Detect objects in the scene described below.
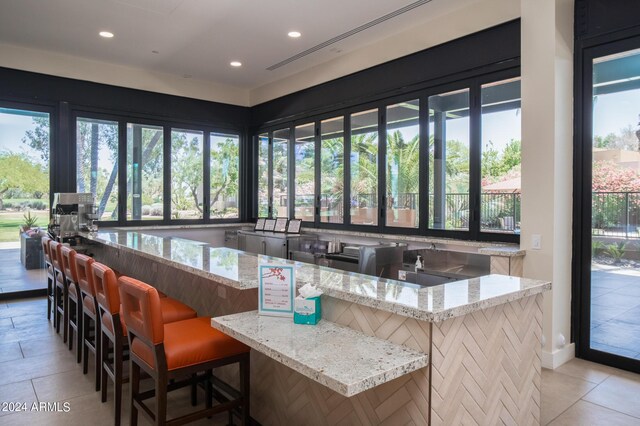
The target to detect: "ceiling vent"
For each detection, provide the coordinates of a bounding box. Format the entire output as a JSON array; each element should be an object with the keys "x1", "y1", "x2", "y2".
[{"x1": 266, "y1": 0, "x2": 433, "y2": 71}]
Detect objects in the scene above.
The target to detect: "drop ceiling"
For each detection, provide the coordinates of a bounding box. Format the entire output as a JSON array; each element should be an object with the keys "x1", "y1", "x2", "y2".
[{"x1": 0, "y1": 0, "x2": 484, "y2": 95}]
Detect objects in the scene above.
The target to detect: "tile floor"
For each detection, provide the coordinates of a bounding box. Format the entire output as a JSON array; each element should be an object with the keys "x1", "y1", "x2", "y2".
[
  {"x1": 0, "y1": 248, "x2": 46, "y2": 294},
  {"x1": 0, "y1": 297, "x2": 640, "y2": 425},
  {"x1": 0, "y1": 297, "x2": 230, "y2": 425},
  {"x1": 591, "y1": 267, "x2": 640, "y2": 359}
]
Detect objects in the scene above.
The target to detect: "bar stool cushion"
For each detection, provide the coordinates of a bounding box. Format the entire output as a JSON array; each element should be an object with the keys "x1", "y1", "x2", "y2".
[
  {"x1": 82, "y1": 296, "x2": 96, "y2": 315},
  {"x1": 102, "y1": 298, "x2": 196, "y2": 337},
  {"x1": 131, "y1": 317, "x2": 249, "y2": 371},
  {"x1": 68, "y1": 282, "x2": 78, "y2": 300}
]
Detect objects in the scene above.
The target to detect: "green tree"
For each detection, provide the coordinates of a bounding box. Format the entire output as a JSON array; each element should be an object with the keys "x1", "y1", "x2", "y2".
[
  {"x1": 21, "y1": 116, "x2": 50, "y2": 164},
  {"x1": 210, "y1": 137, "x2": 239, "y2": 217},
  {"x1": 0, "y1": 153, "x2": 48, "y2": 210},
  {"x1": 386, "y1": 130, "x2": 419, "y2": 204}
]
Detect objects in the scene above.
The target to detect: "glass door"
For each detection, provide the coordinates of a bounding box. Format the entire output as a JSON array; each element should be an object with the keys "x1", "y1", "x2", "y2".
[
  {"x1": 586, "y1": 45, "x2": 640, "y2": 367},
  {"x1": 0, "y1": 105, "x2": 51, "y2": 295}
]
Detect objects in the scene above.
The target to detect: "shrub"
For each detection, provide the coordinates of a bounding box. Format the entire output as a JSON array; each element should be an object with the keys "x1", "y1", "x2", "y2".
[
  {"x1": 150, "y1": 204, "x2": 163, "y2": 216},
  {"x1": 29, "y1": 201, "x2": 46, "y2": 210},
  {"x1": 141, "y1": 205, "x2": 151, "y2": 216}
]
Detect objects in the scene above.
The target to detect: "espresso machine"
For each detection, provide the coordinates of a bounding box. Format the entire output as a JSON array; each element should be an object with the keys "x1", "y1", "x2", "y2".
[{"x1": 50, "y1": 193, "x2": 98, "y2": 240}]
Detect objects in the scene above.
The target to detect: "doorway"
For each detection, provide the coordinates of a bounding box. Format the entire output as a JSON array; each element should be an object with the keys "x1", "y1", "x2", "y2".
[
  {"x1": 0, "y1": 105, "x2": 51, "y2": 297},
  {"x1": 577, "y1": 39, "x2": 640, "y2": 372}
]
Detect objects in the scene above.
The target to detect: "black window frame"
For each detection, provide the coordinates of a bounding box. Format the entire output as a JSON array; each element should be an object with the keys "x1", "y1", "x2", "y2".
[
  {"x1": 253, "y1": 68, "x2": 521, "y2": 243},
  {"x1": 70, "y1": 108, "x2": 244, "y2": 228}
]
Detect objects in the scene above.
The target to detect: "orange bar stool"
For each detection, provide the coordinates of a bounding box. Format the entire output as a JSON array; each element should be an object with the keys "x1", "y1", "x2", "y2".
[
  {"x1": 119, "y1": 276, "x2": 251, "y2": 426},
  {"x1": 75, "y1": 253, "x2": 101, "y2": 391},
  {"x1": 60, "y1": 245, "x2": 82, "y2": 362},
  {"x1": 49, "y1": 240, "x2": 68, "y2": 341},
  {"x1": 41, "y1": 236, "x2": 55, "y2": 324},
  {"x1": 91, "y1": 262, "x2": 197, "y2": 426}
]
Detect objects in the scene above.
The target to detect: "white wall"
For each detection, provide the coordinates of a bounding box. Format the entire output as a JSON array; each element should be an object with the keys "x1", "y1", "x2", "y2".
[
  {"x1": 0, "y1": 42, "x2": 251, "y2": 106},
  {"x1": 520, "y1": 0, "x2": 574, "y2": 368},
  {"x1": 250, "y1": 0, "x2": 520, "y2": 105}
]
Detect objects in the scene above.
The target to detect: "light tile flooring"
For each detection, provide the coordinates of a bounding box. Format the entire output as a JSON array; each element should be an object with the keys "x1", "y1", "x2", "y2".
[
  {"x1": 0, "y1": 297, "x2": 230, "y2": 425},
  {"x1": 1, "y1": 297, "x2": 640, "y2": 425},
  {"x1": 0, "y1": 248, "x2": 46, "y2": 294},
  {"x1": 591, "y1": 267, "x2": 640, "y2": 359}
]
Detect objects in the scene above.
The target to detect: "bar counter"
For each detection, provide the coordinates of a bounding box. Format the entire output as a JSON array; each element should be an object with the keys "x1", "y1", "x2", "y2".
[{"x1": 84, "y1": 230, "x2": 551, "y2": 425}]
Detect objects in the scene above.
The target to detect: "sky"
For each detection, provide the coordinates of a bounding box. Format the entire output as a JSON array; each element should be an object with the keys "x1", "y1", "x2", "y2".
[{"x1": 0, "y1": 89, "x2": 637, "y2": 169}]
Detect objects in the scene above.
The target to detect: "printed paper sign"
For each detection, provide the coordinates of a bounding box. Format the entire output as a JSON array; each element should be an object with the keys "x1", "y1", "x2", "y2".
[{"x1": 259, "y1": 265, "x2": 295, "y2": 317}]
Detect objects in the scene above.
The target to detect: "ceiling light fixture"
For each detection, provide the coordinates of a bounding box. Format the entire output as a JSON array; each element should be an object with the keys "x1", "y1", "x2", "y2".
[
  {"x1": 99, "y1": 31, "x2": 114, "y2": 38},
  {"x1": 288, "y1": 31, "x2": 301, "y2": 38},
  {"x1": 230, "y1": 61, "x2": 242, "y2": 67}
]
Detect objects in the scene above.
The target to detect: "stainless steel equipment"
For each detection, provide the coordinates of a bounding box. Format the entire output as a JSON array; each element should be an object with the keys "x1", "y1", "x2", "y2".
[
  {"x1": 51, "y1": 193, "x2": 96, "y2": 238},
  {"x1": 237, "y1": 230, "x2": 316, "y2": 259},
  {"x1": 358, "y1": 243, "x2": 407, "y2": 278}
]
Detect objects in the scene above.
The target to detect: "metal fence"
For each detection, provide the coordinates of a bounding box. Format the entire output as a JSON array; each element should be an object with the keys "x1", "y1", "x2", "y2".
[
  {"x1": 592, "y1": 192, "x2": 640, "y2": 239},
  {"x1": 283, "y1": 192, "x2": 522, "y2": 232}
]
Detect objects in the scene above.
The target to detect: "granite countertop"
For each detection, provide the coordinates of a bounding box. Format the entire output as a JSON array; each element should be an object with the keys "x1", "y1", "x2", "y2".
[
  {"x1": 211, "y1": 311, "x2": 429, "y2": 397},
  {"x1": 304, "y1": 228, "x2": 523, "y2": 255},
  {"x1": 84, "y1": 230, "x2": 551, "y2": 322}
]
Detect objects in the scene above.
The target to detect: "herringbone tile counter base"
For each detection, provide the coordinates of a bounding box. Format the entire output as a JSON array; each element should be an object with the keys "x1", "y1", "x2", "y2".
[
  {"x1": 431, "y1": 293, "x2": 543, "y2": 426},
  {"x1": 252, "y1": 298, "x2": 431, "y2": 425},
  {"x1": 90, "y1": 242, "x2": 543, "y2": 425}
]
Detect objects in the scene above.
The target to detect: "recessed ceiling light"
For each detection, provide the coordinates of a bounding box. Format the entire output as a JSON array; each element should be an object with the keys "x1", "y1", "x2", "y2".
[
  {"x1": 230, "y1": 61, "x2": 242, "y2": 67},
  {"x1": 99, "y1": 31, "x2": 114, "y2": 38},
  {"x1": 288, "y1": 31, "x2": 301, "y2": 38}
]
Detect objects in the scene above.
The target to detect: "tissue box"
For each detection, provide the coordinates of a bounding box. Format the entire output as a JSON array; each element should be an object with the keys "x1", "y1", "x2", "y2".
[{"x1": 293, "y1": 296, "x2": 321, "y2": 325}]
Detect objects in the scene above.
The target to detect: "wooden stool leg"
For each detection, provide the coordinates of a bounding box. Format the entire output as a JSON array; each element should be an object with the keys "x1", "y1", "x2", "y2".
[
  {"x1": 62, "y1": 287, "x2": 69, "y2": 344},
  {"x1": 75, "y1": 302, "x2": 83, "y2": 363},
  {"x1": 114, "y1": 339, "x2": 123, "y2": 426},
  {"x1": 156, "y1": 372, "x2": 168, "y2": 426},
  {"x1": 241, "y1": 355, "x2": 250, "y2": 426},
  {"x1": 67, "y1": 298, "x2": 74, "y2": 351},
  {"x1": 101, "y1": 332, "x2": 108, "y2": 403},
  {"x1": 190, "y1": 374, "x2": 197, "y2": 406},
  {"x1": 47, "y1": 278, "x2": 52, "y2": 321},
  {"x1": 95, "y1": 322, "x2": 101, "y2": 392},
  {"x1": 130, "y1": 360, "x2": 140, "y2": 426},
  {"x1": 82, "y1": 313, "x2": 90, "y2": 375}
]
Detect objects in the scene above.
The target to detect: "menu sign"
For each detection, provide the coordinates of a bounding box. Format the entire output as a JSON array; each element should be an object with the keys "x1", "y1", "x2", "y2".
[{"x1": 258, "y1": 265, "x2": 295, "y2": 317}]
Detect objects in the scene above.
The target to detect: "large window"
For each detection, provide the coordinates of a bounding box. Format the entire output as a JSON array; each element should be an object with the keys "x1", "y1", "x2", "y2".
[
  {"x1": 257, "y1": 133, "x2": 269, "y2": 217},
  {"x1": 321, "y1": 117, "x2": 344, "y2": 224},
  {"x1": 386, "y1": 100, "x2": 420, "y2": 228},
  {"x1": 350, "y1": 109, "x2": 379, "y2": 226},
  {"x1": 254, "y1": 75, "x2": 520, "y2": 241},
  {"x1": 76, "y1": 118, "x2": 118, "y2": 221},
  {"x1": 210, "y1": 132, "x2": 239, "y2": 219},
  {"x1": 294, "y1": 123, "x2": 315, "y2": 221},
  {"x1": 428, "y1": 89, "x2": 470, "y2": 230},
  {"x1": 171, "y1": 129, "x2": 203, "y2": 220},
  {"x1": 127, "y1": 123, "x2": 163, "y2": 221},
  {"x1": 481, "y1": 78, "x2": 521, "y2": 234},
  {"x1": 0, "y1": 107, "x2": 50, "y2": 244},
  {"x1": 273, "y1": 128, "x2": 290, "y2": 218}
]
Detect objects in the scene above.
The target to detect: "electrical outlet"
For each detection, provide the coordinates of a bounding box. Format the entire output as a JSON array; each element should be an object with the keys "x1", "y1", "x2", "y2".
[
  {"x1": 398, "y1": 270, "x2": 407, "y2": 281},
  {"x1": 532, "y1": 234, "x2": 542, "y2": 250}
]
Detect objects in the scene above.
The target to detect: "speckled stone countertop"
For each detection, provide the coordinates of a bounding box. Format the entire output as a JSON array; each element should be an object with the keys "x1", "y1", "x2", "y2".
[
  {"x1": 84, "y1": 230, "x2": 550, "y2": 322},
  {"x1": 211, "y1": 311, "x2": 429, "y2": 396},
  {"x1": 304, "y1": 228, "x2": 523, "y2": 255}
]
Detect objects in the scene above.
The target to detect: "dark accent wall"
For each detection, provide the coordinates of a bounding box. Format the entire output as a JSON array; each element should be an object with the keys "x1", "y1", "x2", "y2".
[
  {"x1": 575, "y1": 0, "x2": 640, "y2": 40},
  {"x1": 0, "y1": 67, "x2": 249, "y2": 128},
  {"x1": 250, "y1": 20, "x2": 520, "y2": 128}
]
